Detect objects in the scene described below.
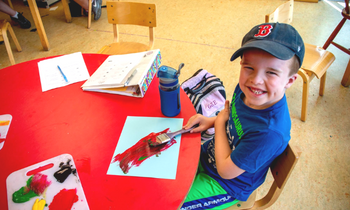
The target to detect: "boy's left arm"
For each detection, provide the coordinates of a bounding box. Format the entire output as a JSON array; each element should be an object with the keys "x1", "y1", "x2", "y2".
[{"x1": 214, "y1": 100, "x2": 245, "y2": 179}]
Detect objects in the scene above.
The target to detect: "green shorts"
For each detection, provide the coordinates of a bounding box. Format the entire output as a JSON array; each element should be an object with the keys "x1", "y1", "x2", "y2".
[{"x1": 180, "y1": 162, "x2": 239, "y2": 210}]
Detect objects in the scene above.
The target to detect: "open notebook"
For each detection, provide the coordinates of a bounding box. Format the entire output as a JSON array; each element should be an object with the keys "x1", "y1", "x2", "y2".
[{"x1": 81, "y1": 49, "x2": 161, "y2": 97}]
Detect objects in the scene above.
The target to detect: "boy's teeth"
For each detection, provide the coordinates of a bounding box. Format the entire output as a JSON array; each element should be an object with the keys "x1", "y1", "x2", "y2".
[{"x1": 252, "y1": 89, "x2": 262, "y2": 94}]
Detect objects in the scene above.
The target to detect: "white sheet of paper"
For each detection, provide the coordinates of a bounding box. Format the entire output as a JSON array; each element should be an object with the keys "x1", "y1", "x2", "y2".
[{"x1": 38, "y1": 52, "x2": 90, "y2": 92}]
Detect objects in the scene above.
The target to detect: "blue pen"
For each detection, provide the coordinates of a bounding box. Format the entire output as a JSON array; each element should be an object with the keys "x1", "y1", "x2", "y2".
[{"x1": 57, "y1": 65, "x2": 68, "y2": 82}]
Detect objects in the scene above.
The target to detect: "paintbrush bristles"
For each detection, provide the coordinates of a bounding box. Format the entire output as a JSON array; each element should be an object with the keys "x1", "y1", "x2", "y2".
[{"x1": 156, "y1": 133, "x2": 171, "y2": 144}]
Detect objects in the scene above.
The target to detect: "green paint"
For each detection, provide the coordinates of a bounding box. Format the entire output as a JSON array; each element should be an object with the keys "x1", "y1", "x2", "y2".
[
  {"x1": 12, "y1": 175, "x2": 39, "y2": 203},
  {"x1": 12, "y1": 187, "x2": 38, "y2": 203},
  {"x1": 138, "y1": 156, "x2": 148, "y2": 161}
]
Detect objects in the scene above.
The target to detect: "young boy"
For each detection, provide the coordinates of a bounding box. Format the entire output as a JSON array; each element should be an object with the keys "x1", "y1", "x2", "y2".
[{"x1": 181, "y1": 23, "x2": 305, "y2": 210}]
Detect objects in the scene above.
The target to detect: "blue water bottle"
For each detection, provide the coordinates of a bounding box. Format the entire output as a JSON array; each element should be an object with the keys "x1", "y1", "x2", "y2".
[{"x1": 157, "y1": 63, "x2": 184, "y2": 117}]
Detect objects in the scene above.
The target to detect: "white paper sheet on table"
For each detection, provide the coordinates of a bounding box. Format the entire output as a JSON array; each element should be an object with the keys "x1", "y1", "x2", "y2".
[{"x1": 38, "y1": 52, "x2": 90, "y2": 92}]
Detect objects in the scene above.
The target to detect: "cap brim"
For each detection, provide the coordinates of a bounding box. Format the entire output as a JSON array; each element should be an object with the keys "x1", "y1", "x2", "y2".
[{"x1": 230, "y1": 40, "x2": 296, "y2": 62}]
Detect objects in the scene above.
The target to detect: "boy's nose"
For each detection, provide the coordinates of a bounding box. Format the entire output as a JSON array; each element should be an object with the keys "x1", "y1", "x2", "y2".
[{"x1": 250, "y1": 73, "x2": 263, "y2": 85}]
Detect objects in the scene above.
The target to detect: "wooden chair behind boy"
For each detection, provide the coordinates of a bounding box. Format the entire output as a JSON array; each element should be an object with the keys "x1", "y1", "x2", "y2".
[
  {"x1": 266, "y1": 0, "x2": 335, "y2": 122},
  {"x1": 98, "y1": 1, "x2": 156, "y2": 55}
]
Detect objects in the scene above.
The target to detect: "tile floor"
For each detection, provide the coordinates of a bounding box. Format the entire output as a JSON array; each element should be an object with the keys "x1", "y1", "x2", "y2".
[{"x1": 1, "y1": 0, "x2": 349, "y2": 209}]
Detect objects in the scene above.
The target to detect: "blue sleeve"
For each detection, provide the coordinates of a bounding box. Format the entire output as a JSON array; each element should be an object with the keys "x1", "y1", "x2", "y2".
[{"x1": 230, "y1": 131, "x2": 284, "y2": 173}]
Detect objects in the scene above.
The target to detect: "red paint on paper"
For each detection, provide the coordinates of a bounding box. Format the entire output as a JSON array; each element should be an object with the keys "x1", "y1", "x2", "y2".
[
  {"x1": 49, "y1": 188, "x2": 79, "y2": 210},
  {"x1": 112, "y1": 128, "x2": 176, "y2": 174}
]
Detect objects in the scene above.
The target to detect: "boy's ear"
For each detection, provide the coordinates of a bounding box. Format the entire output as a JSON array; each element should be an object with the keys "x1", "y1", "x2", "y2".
[{"x1": 285, "y1": 74, "x2": 298, "y2": 89}]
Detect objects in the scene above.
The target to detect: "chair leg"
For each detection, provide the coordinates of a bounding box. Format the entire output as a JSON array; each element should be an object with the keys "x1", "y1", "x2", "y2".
[
  {"x1": 341, "y1": 59, "x2": 350, "y2": 87},
  {"x1": 2, "y1": 27, "x2": 16, "y2": 65},
  {"x1": 61, "y1": 0, "x2": 72, "y2": 23},
  {"x1": 2, "y1": 21, "x2": 21, "y2": 65},
  {"x1": 87, "y1": 0, "x2": 92, "y2": 29},
  {"x1": 298, "y1": 71, "x2": 310, "y2": 122},
  {"x1": 7, "y1": 23, "x2": 22, "y2": 52},
  {"x1": 323, "y1": 18, "x2": 346, "y2": 50},
  {"x1": 301, "y1": 80, "x2": 309, "y2": 122},
  {"x1": 319, "y1": 72, "x2": 326, "y2": 96}
]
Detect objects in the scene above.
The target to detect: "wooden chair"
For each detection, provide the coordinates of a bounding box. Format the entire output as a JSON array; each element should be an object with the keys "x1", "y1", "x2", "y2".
[
  {"x1": 266, "y1": 0, "x2": 335, "y2": 122},
  {"x1": 0, "y1": 19, "x2": 22, "y2": 65},
  {"x1": 98, "y1": 1, "x2": 156, "y2": 55},
  {"x1": 225, "y1": 144, "x2": 301, "y2": 210},
  {"x1": 322, "y1": 0, "x2": 350, "y2": 87}
]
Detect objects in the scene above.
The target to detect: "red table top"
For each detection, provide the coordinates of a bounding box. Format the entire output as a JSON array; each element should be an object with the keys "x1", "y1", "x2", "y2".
[{"x1": 0, "y1": 54, "x2": 201, "y2": 210}]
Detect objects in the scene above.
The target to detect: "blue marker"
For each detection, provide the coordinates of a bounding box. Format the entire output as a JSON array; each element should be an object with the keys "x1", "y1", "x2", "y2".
[{"x1": 57, "y1": 65, "x2": 68, "y2": 82}]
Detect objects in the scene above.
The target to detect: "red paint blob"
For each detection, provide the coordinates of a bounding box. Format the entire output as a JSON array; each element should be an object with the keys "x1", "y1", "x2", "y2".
[
  {"x1": 49, "y1": 188, "x2": 79, "y2": 210},
  {"x1": 113, "y1": 128, "x2": 177, "y2": 174}
]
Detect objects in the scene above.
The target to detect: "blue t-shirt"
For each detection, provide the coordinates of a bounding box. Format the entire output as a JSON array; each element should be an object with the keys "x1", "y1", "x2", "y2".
[{"x1": 201, "y1": 84, "x2": 291, "y2": 201}]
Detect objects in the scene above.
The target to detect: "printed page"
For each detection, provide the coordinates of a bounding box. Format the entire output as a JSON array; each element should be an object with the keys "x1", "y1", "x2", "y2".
[
  {"x1": 38, "y1": 52, "x2": 90, "y2": 92},
  {"x1": 82, "y1": 52, "x2": 144, "y2": 89}
]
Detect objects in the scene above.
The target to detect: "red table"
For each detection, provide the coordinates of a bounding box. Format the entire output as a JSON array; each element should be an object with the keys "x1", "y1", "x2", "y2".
[{"x1": 0, "y1": 54, "x2": 201, "y2": 209}]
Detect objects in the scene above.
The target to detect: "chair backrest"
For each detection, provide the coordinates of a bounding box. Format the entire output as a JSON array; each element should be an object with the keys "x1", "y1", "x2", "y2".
[
  {"x1": 265, "y1": 0, "x2": 293, "y2": 24},
  {"x1": 227, "y1": 144, "x2": 301, "y2": 210},
  {"x1": 106, "y1": 2, "x2": 156, "y2": 27},
  {"x1": 106, "y1": 1, "x2": 156, "y2": 48},
  {"x1": 252, "y1": 144, "x2": 301, "y2": 209}
]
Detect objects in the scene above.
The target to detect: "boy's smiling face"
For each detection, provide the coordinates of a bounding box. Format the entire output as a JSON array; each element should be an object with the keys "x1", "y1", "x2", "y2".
[{"x1": 239, "y1": 48, "x2": 297, "y2": 110}]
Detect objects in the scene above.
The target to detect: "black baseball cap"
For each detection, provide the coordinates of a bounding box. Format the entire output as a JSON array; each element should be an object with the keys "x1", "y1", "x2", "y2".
[{"x1": 230, "y1": 23, "x2": 305, "y2": 68}]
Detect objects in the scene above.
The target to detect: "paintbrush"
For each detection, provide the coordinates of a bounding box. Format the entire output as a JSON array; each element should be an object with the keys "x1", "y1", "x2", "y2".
[{"x1": 152, "y1": 125, "x2": 198, "y2": 146}]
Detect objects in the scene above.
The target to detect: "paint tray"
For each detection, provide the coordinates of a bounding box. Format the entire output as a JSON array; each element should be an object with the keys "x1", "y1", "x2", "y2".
[{"x1": 6, "y1": 154, "x2": 89, "y2": 210}]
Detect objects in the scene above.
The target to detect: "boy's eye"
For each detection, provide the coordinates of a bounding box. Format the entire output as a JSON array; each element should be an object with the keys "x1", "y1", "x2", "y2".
[{"x1": 267, "y1": 71, "x2": 277, "y2": 75}]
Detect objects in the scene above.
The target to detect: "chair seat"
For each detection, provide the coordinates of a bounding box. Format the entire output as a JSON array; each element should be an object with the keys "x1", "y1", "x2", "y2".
[
  {"x1": 301, "y1": 43, "x2": 335, "y2": 79},
  {"x1": 98, "y1": 42, "x2": 152, "y2": 55}
]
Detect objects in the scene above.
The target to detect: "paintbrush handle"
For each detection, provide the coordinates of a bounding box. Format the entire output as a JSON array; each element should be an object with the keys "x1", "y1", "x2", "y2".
[{"x1": 167, "y1": 124, "x2": 198, "y2": 139}]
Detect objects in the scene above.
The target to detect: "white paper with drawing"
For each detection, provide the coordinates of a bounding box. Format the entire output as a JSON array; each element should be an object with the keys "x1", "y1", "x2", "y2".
[{"x1": 38, "y1": 52, "x2": 90, "y2": 92}]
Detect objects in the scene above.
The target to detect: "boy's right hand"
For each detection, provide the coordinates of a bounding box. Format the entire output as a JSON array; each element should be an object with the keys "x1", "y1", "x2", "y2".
[{"x1": 183, "y1": 114, "x2": 216, "y2": 133}]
